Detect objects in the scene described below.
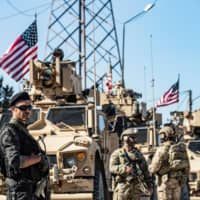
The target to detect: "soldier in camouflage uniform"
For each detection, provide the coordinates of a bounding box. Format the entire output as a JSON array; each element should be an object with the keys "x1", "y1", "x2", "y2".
[
  {"x1": 149, "y1": 126, "x2": 190, "y2": 200},
  {"x1": 0, "y1": 92, "x2": 50, "y2": 200},
  {"x1": 109, "y1": 128, "x2": 153, "y2": 200}
]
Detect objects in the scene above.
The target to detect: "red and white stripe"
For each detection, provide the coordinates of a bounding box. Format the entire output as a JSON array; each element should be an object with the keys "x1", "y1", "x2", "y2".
[
  {"x1": 0, "y1": 36, "x2": 37, "y2": 82},
  {"x1": 106, "y1": 72, "x2": 112, "y2": 94},
  {"x1": 156, "y1": 80, "x2": 179, "y2": 107}
]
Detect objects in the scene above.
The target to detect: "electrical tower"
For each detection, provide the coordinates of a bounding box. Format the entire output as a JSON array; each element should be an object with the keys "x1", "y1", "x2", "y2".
[{"x1": 44, "y1": 0, "x2": 122, "y2": 90}]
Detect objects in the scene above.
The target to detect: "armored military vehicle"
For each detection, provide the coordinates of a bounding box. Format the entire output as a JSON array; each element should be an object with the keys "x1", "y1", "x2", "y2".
[
  {"x1": 100, "y1": 82, "x2": 162, "y2": 160},
  {"x1": 182, "y1": 110, "x2": 200, "y2": 198},
  {"x1": 170, "y1": 110, "x2": 200, "y2": 198},
  {"x1": 0, "y1": 50, "x2": 123, "y2": 200},
  {"x1": 28, "y1": 51, "x2": 123, "y2": 200}
]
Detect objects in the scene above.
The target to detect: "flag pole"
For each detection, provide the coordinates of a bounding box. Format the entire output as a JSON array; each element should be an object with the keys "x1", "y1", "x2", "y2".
[{"x1": 150, "y1": 34, "x2": 156, "y2": 146}]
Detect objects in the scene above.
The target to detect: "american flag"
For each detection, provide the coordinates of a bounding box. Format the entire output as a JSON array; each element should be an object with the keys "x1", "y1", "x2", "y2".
[
  {"x1": 0, "y1": 20, "x2": 38, "y2": 82},
  {"x1": 156, "y1": 79, "x2": 179, "y2": 107},
  {"x1": 105, "y1": 63, "x2": 112, "y2": 95}
]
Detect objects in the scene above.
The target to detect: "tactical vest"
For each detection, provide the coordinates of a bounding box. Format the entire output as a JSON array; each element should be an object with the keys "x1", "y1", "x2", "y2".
[
  {"x1": 169, "y1": 142, "x2": 189, "y2": 171},
  {"x1": 113, "y1": 148, "x2": 143, "y2": 184},
  {"x1": 158, "y1": 142, "x2": 189, "y2": 176}
]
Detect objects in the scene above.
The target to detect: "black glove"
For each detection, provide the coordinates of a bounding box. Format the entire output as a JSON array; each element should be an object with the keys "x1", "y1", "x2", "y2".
[{"x1": 39, "y1": 153, "x2": 49, "y2": 176}]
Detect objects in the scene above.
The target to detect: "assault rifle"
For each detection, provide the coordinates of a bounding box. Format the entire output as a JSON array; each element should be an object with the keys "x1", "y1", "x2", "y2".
[{"x1": 124, "y1": 151, "x2": 150, "y2": 194}]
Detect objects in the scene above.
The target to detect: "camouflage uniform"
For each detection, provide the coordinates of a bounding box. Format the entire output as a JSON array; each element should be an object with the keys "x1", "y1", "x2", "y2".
[
  {"x1": 149, "y1": 126, "x2": 190, "y2": 200},
  {"x1": 110, "y1": 128, "x2": 153, "y2": 200}
]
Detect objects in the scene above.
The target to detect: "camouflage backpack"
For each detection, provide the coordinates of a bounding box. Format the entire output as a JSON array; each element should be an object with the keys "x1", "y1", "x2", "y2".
[{"x1": 168, "y1": 142, "x2": 189, "y2": 171}]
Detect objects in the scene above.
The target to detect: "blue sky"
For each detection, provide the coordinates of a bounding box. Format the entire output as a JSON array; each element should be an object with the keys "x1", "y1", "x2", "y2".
[{"x1": 0, "y1": 0, "x2": 200, "y2": 123}]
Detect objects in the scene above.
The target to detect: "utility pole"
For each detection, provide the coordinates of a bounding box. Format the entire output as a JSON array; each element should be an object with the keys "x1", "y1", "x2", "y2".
[
  {"x1": 45, "y1": 0, "x2": 122, "y2": 90},
  {"x1": 80, "y1": 0, "x2": 86, "y2": 88},
  {"x1": 121, "y1": 3, "x2": 155, "y2": 87}
]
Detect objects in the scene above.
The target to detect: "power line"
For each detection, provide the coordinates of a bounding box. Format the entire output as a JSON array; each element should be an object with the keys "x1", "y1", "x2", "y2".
[
  {"x1": 6, "y1": 0, "x2": 33, "y2": 16},
  {"x1": 0, "y1": 1, "x2": 51, "y2": 20}
]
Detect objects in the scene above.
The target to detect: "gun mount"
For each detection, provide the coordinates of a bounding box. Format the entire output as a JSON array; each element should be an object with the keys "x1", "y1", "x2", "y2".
[
  {"x1": 101, "y1": 82, "x2": 162, "y2": 127},
  {"x1": 25, "y1": 53, "x2": 82, "y2": 107}
]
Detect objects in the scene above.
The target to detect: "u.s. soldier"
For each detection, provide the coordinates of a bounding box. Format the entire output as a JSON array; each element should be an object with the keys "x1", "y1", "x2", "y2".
[
  {"x1": 0, "y1": 92, "x2": 50, "y2": 200},
  {"x1": 149, "y1": 126, "x2": 190, "y2": 200},
  {"x1": 109, "y1": 128, "x2": 153, "y2": 200}
]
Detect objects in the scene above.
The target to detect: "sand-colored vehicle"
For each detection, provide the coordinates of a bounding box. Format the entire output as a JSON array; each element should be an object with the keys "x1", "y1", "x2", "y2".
[
  {"x1": 100, "y1": 83, "x2": 162, "y2": 157},
  {"x1": 186, "y1": 139, "x2": 200, "y2": 197},
  {"x1": 183, "y1": 110, "x2": 200, "y2": 198},
  {"x1": 170, "y1": 110, "x2": 200, "y2": 198},
  {"x1": 27, "y1": 53, "x2": 122, "y2": 200},
  {"x1": 0, "y1": 51, "x2": 120, "y2": 199}
]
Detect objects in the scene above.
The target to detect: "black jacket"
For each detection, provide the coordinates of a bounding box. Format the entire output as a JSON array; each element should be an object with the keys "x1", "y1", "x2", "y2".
[{"x1": 0, "y1": 119, "x2": 42, "y2": 182}]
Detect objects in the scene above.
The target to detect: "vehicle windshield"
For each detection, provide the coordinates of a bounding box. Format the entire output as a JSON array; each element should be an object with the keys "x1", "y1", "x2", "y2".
[
  {"x1": 136, "y1": 129, "x2": 148, "y2": 144},
  {"x1": 47, "y1": 106, "x2": 86, "y2": 127},
  {"x1": 188, "y1": 141, "x2": 200, "y2": 153},
  {"x1": 136, "y1": 128, "x2": 159, "y2": 145},
  {"x1": 28, "y1": 108, "x2": 40, "y2": 124},
  {"x1": 0, "y1": 109, "x2": 40, "y2": 128}
]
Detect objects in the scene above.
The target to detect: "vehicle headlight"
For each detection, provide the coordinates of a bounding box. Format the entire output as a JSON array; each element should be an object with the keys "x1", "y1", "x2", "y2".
[
  {"x1": 64, "y1": 157, "x2": 75, "y2": 168},
  {"x1": 76, "y1": 152, "x2": 86, "y2": 162},
  {"x1": 83, "y1": 166, "x2": 91, "y2": 174}
]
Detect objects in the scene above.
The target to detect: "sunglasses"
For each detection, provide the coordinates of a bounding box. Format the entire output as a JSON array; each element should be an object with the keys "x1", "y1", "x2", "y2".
[{"x1": 15, "y1": 105, "x2": 32, "y2": 111}]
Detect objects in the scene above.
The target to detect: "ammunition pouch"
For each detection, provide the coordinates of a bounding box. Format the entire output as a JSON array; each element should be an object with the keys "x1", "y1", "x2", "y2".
[
  {"x1": 115, "y1": 175, "x2": 126, "y2": 183},
  {"x1": 111, "y1": 175, "x2": 127, "y2": 191},
  {"x1": 126, "y1": 174, "x2": 138, "y2": 183},
  {"x1": 158, "y1": 170, "x2": 185, "y2": 185}
]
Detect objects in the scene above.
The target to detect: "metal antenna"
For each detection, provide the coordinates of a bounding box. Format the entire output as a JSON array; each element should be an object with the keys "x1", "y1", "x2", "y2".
[
  {"x1": 150, "y1": 34, "x2": 156, "y2": 146},
  {"x1": 143, "y1": 65, "x2": 147, "y2": 103},
  {"x1": 44, "y1": 0, "x2": 122, "y2": 90}
]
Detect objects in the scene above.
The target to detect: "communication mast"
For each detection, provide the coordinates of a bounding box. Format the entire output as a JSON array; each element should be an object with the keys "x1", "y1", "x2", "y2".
[{"x1": 44, "y1": 0, "x2": 122, "y2": 90}]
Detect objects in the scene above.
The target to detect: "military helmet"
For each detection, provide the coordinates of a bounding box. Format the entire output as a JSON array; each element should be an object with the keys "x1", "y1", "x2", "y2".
[
  {"x1": 116, "y1": 81, "x2": 122, "y2": 86},
  {"x1": 121, "y1": 128, "x2": 138, "y2": 140},
  {"x1": 159, "y1": 126, "x2": 175, "y2": 138},
  {"x1": 52, "y1": 48, "x2": 64, "y2": 61}
]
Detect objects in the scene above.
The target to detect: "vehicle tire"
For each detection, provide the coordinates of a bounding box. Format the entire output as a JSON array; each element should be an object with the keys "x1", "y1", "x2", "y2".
[{"x1": 93, "y1": 158, "x2": 109, "y2": 200}]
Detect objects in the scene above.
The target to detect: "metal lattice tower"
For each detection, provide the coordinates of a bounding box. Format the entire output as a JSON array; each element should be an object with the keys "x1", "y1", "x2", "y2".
[{"x1": 44, "y1": 0, "x2": 122, "y2": 90}]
